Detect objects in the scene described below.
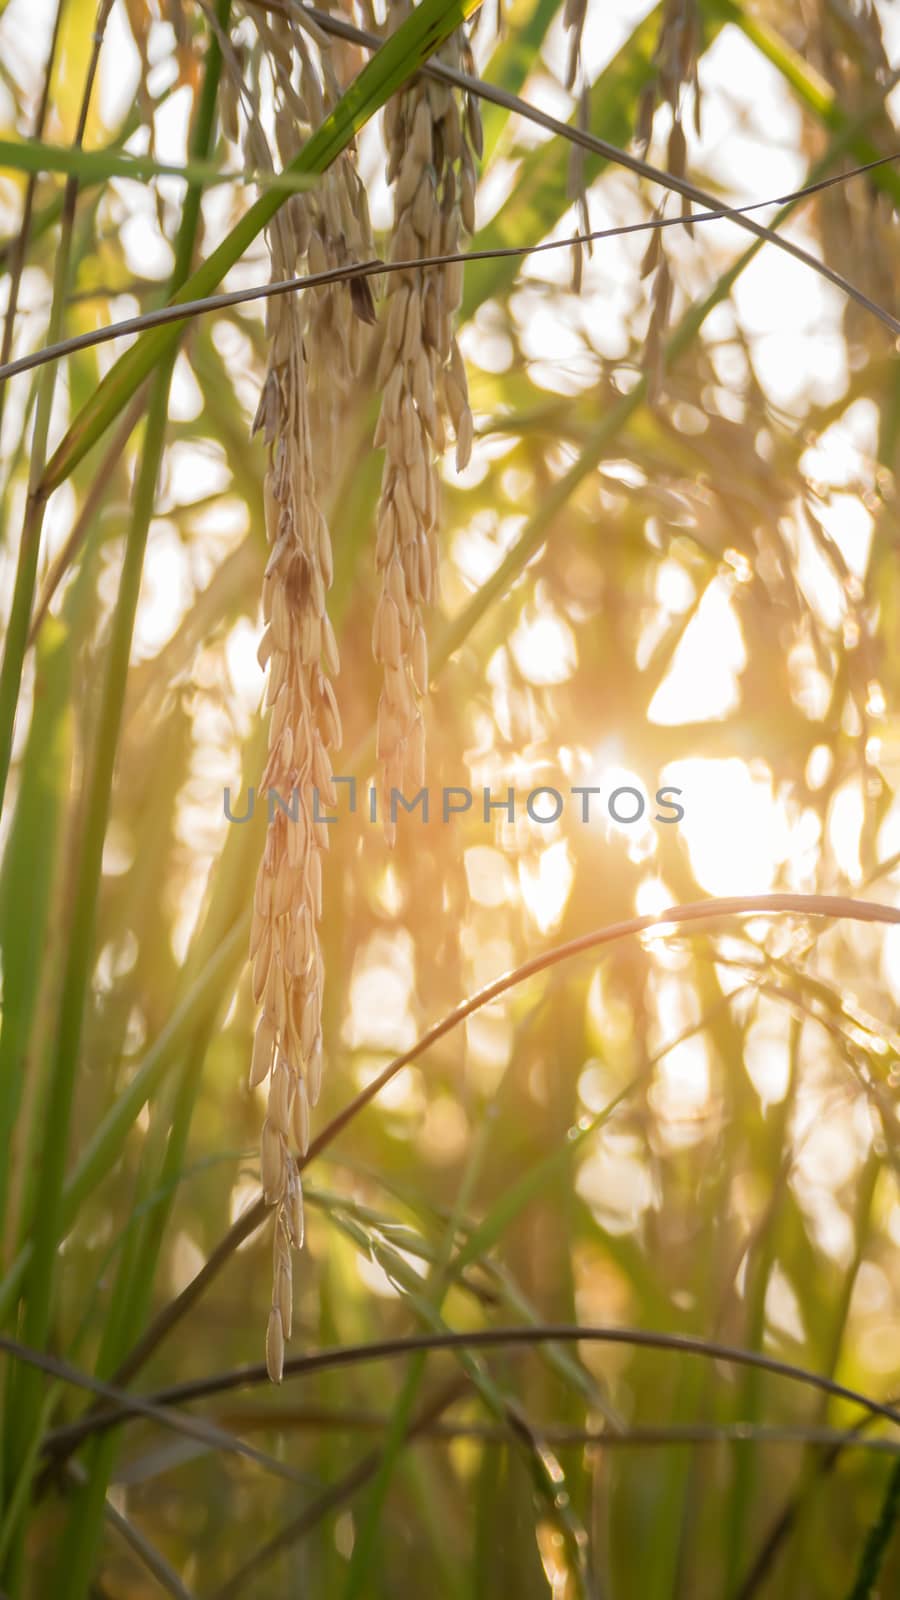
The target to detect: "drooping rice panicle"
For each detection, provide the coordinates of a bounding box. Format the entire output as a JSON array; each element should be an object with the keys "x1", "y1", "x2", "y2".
[
  {"x1": 241, "y1": 3, "x2": 373, "y2": 1382},
  {"x1": 372, "y1": 6, "x2": 479, "y2": 842}
]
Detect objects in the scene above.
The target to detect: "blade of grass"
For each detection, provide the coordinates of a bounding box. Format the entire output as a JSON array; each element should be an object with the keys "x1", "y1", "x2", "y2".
[{"x1": 0, "y1": 136, "x2": 322, "y2": 191}]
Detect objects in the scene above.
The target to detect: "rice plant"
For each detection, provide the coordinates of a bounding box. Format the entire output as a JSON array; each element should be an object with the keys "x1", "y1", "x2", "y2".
[{"x1": 0, "y1": 0, "x2": 898, "y2": 1595}]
